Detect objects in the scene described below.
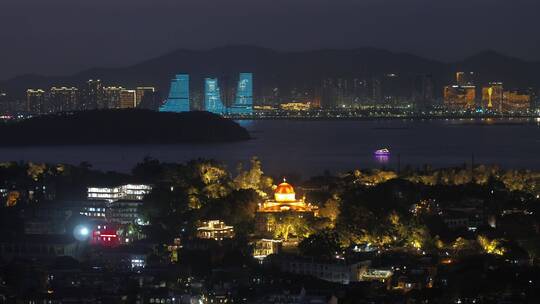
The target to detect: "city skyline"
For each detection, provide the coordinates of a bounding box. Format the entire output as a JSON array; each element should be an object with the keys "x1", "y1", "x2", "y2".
[
  {"x1": 2, "y1": 1, "x2": 540, "y2": 303},
  {"x1": 2, "y1": 45, "x2": 540, "y2": 112},
  {"x1": 11, "y1": 68, "x2": 539, "y2": 117}
]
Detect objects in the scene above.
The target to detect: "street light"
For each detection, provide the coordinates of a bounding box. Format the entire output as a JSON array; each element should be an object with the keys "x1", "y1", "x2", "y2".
[{"x1": 73, "y1": 224, "x2": 91, "y2": 241}]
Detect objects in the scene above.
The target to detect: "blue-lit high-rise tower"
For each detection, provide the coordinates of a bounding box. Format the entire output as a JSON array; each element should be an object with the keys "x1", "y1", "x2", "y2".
[
  {"x1": 159, "y1": 74, "x2": 190, "y2": 112},
  {"x1": 229, "y1": 73, "x2": 253, "y2": 115},
  {"x1": 204, "y1": 78, "x2": 226, "y2": 115}
]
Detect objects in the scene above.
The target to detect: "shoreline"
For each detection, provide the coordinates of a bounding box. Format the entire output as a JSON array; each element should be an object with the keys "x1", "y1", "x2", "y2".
[{"x1": 227, "y1": 114, "x2": 540, "y2": 121}]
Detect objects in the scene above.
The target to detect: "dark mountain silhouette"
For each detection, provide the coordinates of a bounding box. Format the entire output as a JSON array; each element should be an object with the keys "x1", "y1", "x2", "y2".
[
  {"x1": 0, "y1": 110, "x2": 250, "y2": 146},
  {"x1": 1, "y1": 46, "x2": 539, "y2": 97},
  {"x1": 453, "y1": 51, "x2": 536, "y2": 89}
]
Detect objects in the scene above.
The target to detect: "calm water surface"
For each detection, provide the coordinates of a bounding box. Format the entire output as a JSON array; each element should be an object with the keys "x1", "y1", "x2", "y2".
[{"x1": 2, "y1": 118, "x2": 540, "y2": 176}]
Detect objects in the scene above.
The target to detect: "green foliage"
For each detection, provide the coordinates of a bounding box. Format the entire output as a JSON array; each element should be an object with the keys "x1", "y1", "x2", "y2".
[
  {"x1": 202, "y1": 189, "x2": 262, "y2": 236},
  {"x1": 234, "y1": 157, "x2": 273, "y2": 194},
  {"x1": 271, "y1": 214, "x2": 313, "y2": 241},
  {"x1": 402, "y1": 165, "x2": 540, "y2": 194},
  {"x1": 451, "y1": 237, "x2": 480, "y2": 256},
  {"x1": 138, "y1": 158, "x2": 274, "y2": 237},
  {"x1": 318, "y1": 195, "x2": 341, "y2": 224},
  {"x1": 26, "y1": 162, "x2": 47, "y2": 181},
  {"x1": 299, "y1": 229, "x2": 342, "y2": 258},
  {"x1": 477, "y1": 235, "x2": 506, "y2": 256},
  {"x1": 335, "y1": 179, "x2": 432, "y2": 249},
  {"x1": 353, "y1": 169, "x2": 397, "y2": 186}
]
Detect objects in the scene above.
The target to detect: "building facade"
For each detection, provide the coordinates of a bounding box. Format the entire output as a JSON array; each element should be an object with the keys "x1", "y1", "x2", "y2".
[
  {"x1": 106, "y1": 200, "x2": 144, "y2": 224},
  {"x1": 103, "y1": 86, "x2": 123, "y2": 109},
  {"x1": 229, "y1": 73, "x2": 254, "y2": 115},
  {"x1": 256, "y1": 180, "x2": 318, "y2": 235},
  {"x1": 87, "y1": 184, "x2": 152, "y2": 202},
  {"x1": 159, "y1": 74, "x2": 190, "y2": 113},
  {"x1": 26, "y1": 89, "x2": 46, "y2": 114},
  {"x1": 444, "y1": 85, "x2": 476, "y2": 110},
  {"x1": 253, "y1": 239, "x2": 282, "y2": 260},
  {"x1": 84, "y1": 79, "x2": 103, "y2": 110},
  {"x1": 135, "y1": 86, "x2": 158, "y2": 109},
  {"x1": 196, "y1": 220, "x2": 234, "y2": 240},
  {"x1": 204, "y1": 78, "x2": 226, "y2": 114},
  {"x1": 482, "y1": 82, "x2": 503, "y2": 111},
  {"x1": 119, "y1": 89, "x2": 137, "y2": 109},
  {"x1": 503, "y1": 91, "x2": 531, "y2": 111},
  {"x1": 49, "y1": 87, "x2": 79, "y2": 112}
]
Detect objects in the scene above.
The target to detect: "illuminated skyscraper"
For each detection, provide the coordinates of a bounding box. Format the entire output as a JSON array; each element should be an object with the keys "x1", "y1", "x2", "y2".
[
  {"x1": 503, "y1": 90, "x2": 531, "y2": 111},
  {"x1": 49, "y1": 87, "x2": 79, "y2": 112},
  {"x1": 482, "y1": 82, "x2": 503, "y2": 111},
  {"x1": 204, "y1": 78, "x2": 226, "y2": 114},
  {"x1": 219, "y1": 75, "x2": 235, "y2": 108},
  {"x1": 372, "y1": 77, "x2": 382, "y2": 103},
  {"x1": 159, "y1": 74, "x2": 190, "y2": 113},
  {"x1": 135, "y1": 87, "x2": 155, "y2": 107},
  {"x1": 136, "y1": 87, "x2": 160, "y2": 110},
  {"x1": 0, "y1": 92, "x2": 7, "y2": 114},
  {"x1": 84, "y1": 79, "x2": 103, "y2": 110},
  {"x1": 229, "y1": 73, "x2": 253, "y2": 115},
  {"x1": 413, "y1": 74, "x2": 434, "y2": 110},
  {"x1": 321, "y1": 78, "x2": 337, "y2": 109},
  {"x1": 444, "y1": 71, "x2": 477, "y2": 110},
  {"x1": 103, "y1": 86, "x2": 123, "y2": 109},
  {"x1": 456, "y1": 72, "x2": 465, "y2": 86},
  {"x1": 26, "y1": 89, "x2": 46, "y2": 114},
  {"x1": 119, "y1": 89, "x2": 137, "y2": 109},
  {"x1": 443, "y1": 85, "x2": 476, "y2": 110}
]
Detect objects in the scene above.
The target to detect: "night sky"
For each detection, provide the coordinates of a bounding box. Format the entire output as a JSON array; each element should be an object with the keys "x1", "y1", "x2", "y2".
[{"x1": 1, "y1": 0, "x2": 539, "y2": 80}]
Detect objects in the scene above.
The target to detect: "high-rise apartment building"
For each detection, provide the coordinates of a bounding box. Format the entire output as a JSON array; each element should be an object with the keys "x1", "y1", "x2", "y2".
[
  {"x1": 229, "y1": 73, "x2": 254, "y2": 114},
  {"x1": 372, "y1": 77, "x2": 382, "y2": 103},
  {"x1": 119, "y1": 89, "x2": 137, "y2": 109},
  {"x1": 335, "y1": 78, "x2": 351, "y2": 107},
  {"x1": 503, "y1": 91, "x2": 530, "y2": 111},
  {"x1": 159, "y1": 74, "x2": 190, "y2": 113},
  {"x1": 444, "y1": 85, "x2": 476, "y2": 109},
  {"x1": 136, "y1": 87, "x2": 160, "y2": 110},
  {"x1": 26, "y1": 89, "x2": 46, "y2": 114},
  {"x1": 0, "y1": 93, "x2": 7, "y2": 114},
  {"x1": 481, "y1": 82, "x2": 503, "y2": 111},
  {"x1": 218, "y1": 75, "x2": 235, "y2": 108},
  {"x1": 321, "y1": 79, "x2": 337, "y2": 109},
  {"x1": 204, "y1": 78, "x2": 226, "y2": 114},
  {"x1": 135, "y1": 87, "x2": 155, "y2": 107},
  {"x1": 103, "y1": 86, "x2": 123, "y2": 109},
  {"x1": 84, "y1": 79, "x2": 103, "y2": 110},
  {"x1": 352, "y1": 78, "x2": 369, "y2": 102},
  {"x1": 444, "y1": 72, "x2": 476, "y2": 110},
  {"x1": 49, "y1": 87, "x2": 79, "y2": 112},
  {"x1": 413, "y1": 74, "x2": 434, "y2": 110}
]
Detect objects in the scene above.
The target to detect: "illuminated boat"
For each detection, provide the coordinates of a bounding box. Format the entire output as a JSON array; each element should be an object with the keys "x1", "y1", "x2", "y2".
[{"x1": 374, "y1": 148, "x2": 390, "y2": 156}]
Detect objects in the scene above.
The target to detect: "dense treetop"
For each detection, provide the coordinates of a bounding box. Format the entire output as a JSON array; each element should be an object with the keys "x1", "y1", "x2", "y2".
[{"x1": 0, "y1": 109, "x2": 250, "y2": 146}]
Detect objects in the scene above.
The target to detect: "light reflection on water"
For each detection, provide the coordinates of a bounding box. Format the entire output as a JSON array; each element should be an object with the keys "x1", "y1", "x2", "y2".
[
  {"x1": 375, "y1": 154, "x2": 389, "y2": 164},
  {"x1": 235, "y1": 120, "x2": 255, "y2": 128},
  {"x1": 1, "y1": 118, "x2": 540, "y2": 176}
]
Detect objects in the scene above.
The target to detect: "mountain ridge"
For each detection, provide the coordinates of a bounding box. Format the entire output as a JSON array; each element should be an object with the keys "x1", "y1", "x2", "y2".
[{"x1": 1, "y1": 46, "x2": 538, "y2": 97}]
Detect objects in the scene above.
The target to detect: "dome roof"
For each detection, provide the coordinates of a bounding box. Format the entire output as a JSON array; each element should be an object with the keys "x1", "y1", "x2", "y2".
[{"x1": 275, "y1": 181, "x2": 295, "y2": 194}]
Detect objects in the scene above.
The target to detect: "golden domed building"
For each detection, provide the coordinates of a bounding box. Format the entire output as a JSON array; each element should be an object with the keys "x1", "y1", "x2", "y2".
[
  {"x1": 258, "y1": 179, "x2": 317, "y2": 213},
  {"x1": 256, "y1": 179, "x2": 318, "y2": 235}
]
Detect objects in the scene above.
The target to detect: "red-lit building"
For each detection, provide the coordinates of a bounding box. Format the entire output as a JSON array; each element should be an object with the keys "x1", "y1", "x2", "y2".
[{"x1": 91, "y1": 224, "x2": 120, "y2": 246}]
